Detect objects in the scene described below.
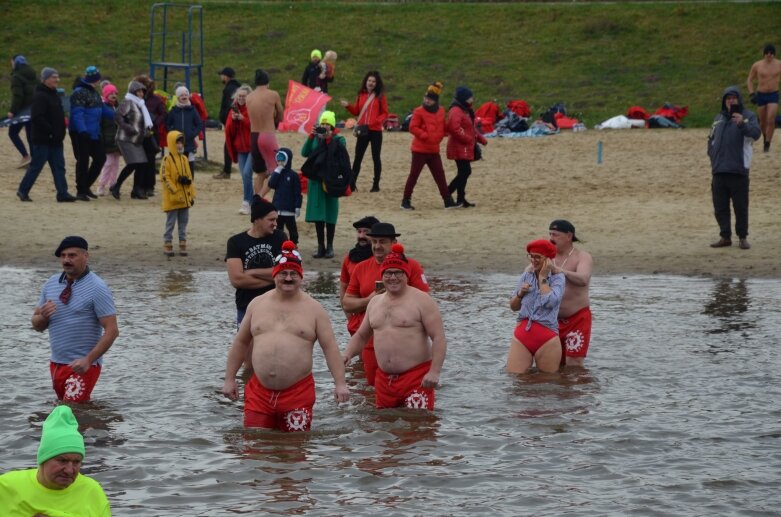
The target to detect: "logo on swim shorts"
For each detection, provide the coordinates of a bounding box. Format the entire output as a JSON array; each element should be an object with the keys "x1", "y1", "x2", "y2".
[
  {"x1": 285, "y1": 408, "x2": 311, "y2": 432},
  {"x1": 404, "y1": 391, "x2": 429, "y2": 409},
  {"x1": 565, "y1": 330, "x2": 585, "y2": 353},
  {"x1": 64, "y1": 375, "x2": 86, "y2": 400}
]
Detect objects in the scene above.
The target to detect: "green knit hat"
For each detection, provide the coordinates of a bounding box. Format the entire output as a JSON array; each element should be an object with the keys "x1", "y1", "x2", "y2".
[{"x1": 37, "y1": 406, "x2": 85, "y2": 465}]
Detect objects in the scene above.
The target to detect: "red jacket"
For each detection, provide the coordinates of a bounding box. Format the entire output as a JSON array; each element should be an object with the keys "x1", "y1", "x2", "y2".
[
  {"x1": 446, "y1": 105, "x2": 487, "y2": 161},
  {"x1": 409, "y1": 105, "x2": 445, "y2": 154},
  {"x1": 346, "y1": 92, "x2": 388, "y2": 131},
  {"x1": 224, "y1": 103, "x2": 251, "y2": 163}
]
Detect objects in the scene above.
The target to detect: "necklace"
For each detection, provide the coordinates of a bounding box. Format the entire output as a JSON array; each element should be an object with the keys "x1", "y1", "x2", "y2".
[{"x1": 557, "y1": 247, "x2": 575, "y2": 270}]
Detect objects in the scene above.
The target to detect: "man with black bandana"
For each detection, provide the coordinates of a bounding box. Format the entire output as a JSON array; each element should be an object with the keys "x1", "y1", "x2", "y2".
[
  {"x1": 339, "y1": 215, "x2": 380, "y2": 334},
  {"x1": 225, "y1": 196, "x2": 288, "y2": 327}
]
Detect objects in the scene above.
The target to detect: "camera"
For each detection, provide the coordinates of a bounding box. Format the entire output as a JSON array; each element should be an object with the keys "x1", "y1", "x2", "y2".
[
  {"x1": 730, "y1": 105, "x2": 741, "y2": 115},
  {"x1": 314, "y1": 126, "x2": 327, "y2": 135},
  {"x1": 177, "y1": 176, "x2": 192, "y2": 186}
]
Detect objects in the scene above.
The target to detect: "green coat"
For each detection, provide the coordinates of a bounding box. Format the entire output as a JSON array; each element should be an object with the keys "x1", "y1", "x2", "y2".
[{"x1": 301, "y1": 133, "x2": 345, "y2": 225}]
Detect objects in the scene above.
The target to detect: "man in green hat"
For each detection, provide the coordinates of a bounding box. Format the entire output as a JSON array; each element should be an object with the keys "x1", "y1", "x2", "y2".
[{"x1": 0, "y1": 405, "x2": 111, "y2": 515}]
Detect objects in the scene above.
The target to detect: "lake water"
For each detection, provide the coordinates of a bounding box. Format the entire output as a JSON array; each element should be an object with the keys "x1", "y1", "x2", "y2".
[{"x1": 2, "y1": 267, "x2": 780, "y2": 516}]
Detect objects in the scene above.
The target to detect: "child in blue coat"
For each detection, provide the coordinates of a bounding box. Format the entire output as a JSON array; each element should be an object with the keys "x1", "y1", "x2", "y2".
[{"x1": 268, "y1": 147, "x2": 302, "y2": 244}]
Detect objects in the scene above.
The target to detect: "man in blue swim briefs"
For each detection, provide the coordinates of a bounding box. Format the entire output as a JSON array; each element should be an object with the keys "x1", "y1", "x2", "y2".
[{"x1": 747, "y1": 44, "x2": 781, "y2": 152}]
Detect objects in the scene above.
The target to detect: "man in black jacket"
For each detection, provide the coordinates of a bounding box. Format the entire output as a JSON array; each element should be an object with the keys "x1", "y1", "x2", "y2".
[
  {"x1": 214, "y1": 66, "x2": 240, "y2": 179},
  {"x1": 17, "y1": 68, "x2": 76, "y2": 203}
]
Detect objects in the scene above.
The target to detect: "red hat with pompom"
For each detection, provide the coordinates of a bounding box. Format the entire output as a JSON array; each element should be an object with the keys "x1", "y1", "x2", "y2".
[
  {"x1": 380, "y1": 243, "x2": 411, "y2": 277},
  {"x1": 272, "y1": 241, "x2": 303, "y2": 277},
  {"x1": 526, "y1": 239, "x2": 557, "y2": 259}
]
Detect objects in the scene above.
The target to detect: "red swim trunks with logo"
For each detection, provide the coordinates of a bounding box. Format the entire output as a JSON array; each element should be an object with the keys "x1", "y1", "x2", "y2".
[
  {"x1": 375, "y1": 360, "x2": 435, "y2": 410},
  {"x1": 50, "y1": 362, "x2": 101, "y2": 402},
  {"x1": 558, "y1": 306, "x2": 592, "y2": 359},
  {"x1": 244, "y1": 373, "x2": 315, "y2": 432}
]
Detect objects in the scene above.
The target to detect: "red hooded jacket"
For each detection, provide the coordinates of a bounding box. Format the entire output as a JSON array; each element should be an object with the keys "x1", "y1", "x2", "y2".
[
  {"x1": 446, "y1": 105, "x2": 487, "y2": 161},
  {"x1": 409, "y1": 105, "x2": 445, "y2": 154},
  {"x1": 224, "y1": 102, "x2": 251, "y2": 162}
]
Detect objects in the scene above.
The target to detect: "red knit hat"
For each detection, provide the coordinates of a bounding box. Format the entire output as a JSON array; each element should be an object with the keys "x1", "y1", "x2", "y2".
[
  {"x1": 526, "y1": 239, "x2": 557, "y2": 259},
  {"x1": 272, "y1": 241, "x2": 303, "y2": 277},
  {"x1": 380, "y1": 243, "x2": 411, "y2": 277}
]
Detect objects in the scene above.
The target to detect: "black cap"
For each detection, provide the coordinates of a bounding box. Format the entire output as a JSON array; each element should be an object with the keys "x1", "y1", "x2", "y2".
[
  {"x1": 55, "y1": 236, "x2": 88, "y2": 257},
  {"x1": 367, "y1": 222, "x2": 401, "y2": 238},
  {"x1": 353, "y1": 216, "x2": 380, "y2": 230},
  {"x1": 218, "y1": 67, "x2": 235, "y2": 78},
  {"x1": 549, "y1": 219, "x2": 579, "y2": 242}
]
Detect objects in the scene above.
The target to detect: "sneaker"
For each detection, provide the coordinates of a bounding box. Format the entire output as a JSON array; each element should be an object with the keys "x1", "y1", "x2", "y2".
[
  {"x1": 460, "y1": 199, "x2": 476, "y2": 208},
  {"x1": 57, "y1": 193, "x2": 77, "y2": 202},
  {"x1": 444, "y1": 197, "x2": 462, "y2": 209},
  {"x1": 75, "y1": 193, "x2": 91, "y2": 202},
  {"x1": 17, "y1": 155, "x2": 31, "y2": 169},
  {"x1": 16, "y1": 191, "x2": 32, "y2": 202},
  {"x1": 238, "y1": 201, "x2": 250, "y2": 215},
  {"x1": 109, "y1": 185, "x2": 121, "y2": 200},
  {"x1": 400, "y1": 198, "x2": 415, "y2": 210},
  {"x1": 96, "y1": 186, "x2": 106, "y2": 196},
  {"x1": 86, "y1": 189, "x2": 98, "y2": 199}
]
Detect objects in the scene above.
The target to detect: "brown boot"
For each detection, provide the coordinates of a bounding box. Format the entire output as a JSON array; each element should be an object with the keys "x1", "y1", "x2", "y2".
[
  {"x1": 164, "y1": 242, "x2": 175, "y2": 257},
  {"x1": 179, "y1": 240, "x2": 188, "y2": 256},
  {"x1": 709, "y1": 238, "x2": 732, "y2": 248}
]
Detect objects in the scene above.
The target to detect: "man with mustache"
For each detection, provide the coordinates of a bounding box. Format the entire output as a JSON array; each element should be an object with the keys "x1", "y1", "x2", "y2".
[
  {"x1": 339, "y1": 215, "x2": 380, "y2": 334},
  {"x1": 30, "y1": 236, "x2": 119, "y2": 402},
  {"x1": 223, "y1": 241, "x2": 349, "y2": 431}
]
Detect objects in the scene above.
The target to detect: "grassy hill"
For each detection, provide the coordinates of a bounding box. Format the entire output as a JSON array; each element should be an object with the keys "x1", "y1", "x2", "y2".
[{"x1": 2, "y1": 0, "x2": 779, "y2": 127}]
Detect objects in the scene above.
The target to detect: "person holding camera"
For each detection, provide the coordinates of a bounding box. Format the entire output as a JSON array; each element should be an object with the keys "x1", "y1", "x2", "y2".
[
  {"x1": 160, "y1": 131, "x2": 196, "y2": 257},
  {"x1": 707, "y1": 86, "x2": 761, "y2": 250},
  {"x1": 224, "y1": 84, "x2": 254, "y2": 215}
]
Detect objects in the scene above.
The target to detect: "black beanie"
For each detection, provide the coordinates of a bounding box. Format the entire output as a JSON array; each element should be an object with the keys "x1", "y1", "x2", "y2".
[
  {"x1": 254, "y1": 69, "x2": 269, "y2": 86},
  {"x1": 251, "y1": 195, "x2": 276, "y2": 222}
]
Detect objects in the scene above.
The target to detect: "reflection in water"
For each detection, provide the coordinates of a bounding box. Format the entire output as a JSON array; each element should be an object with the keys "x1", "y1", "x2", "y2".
[
  {"x1": 509, "y1": 367, "x2": 598, "y2": 419},
  {"x1": 702, "y1": 279, "x2": 755, "y2": 335},
  {"x1": 159, "y1": 270, "x2": 195, "y2": 298},
  {"x1": 306, "y1": 271, "x2": 338, "y2": 295}
]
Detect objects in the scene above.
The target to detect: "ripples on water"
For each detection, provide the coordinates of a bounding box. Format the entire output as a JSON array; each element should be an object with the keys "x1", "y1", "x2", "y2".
[{"x1": 1, "y1": 267, "x2": 780, "y2": 515}]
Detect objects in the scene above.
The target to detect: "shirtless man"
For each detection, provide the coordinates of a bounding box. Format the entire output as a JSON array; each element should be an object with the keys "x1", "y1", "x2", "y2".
[
  {"x1": 342, "y1": 222, "x2": 429, "y2": 386},
  {"x1": 222, "y1": 242, "x2": 349, "y2": 431},
  {"x1": 747, "y1": 44, "x2": 781, "y2": 152},
  {"x1": 343, "y1": 244, "x2": 446, "y2": 410},
  {"x1": 245, "y1": 69, "x2": 283, "y2": 196},
  {"x1": 549, "y1": 220, "x2": 593, "y2": 366}
]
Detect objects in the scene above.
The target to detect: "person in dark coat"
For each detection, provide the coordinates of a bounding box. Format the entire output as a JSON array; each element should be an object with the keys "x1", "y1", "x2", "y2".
[
  {"x1": 7, "y1": 55, "x2": 36, "y2": 168},
  {"x1": 16, "y1": 68, "x2": 76, "y2": 202},
  {"x1": 215, "y1": 66, "x2": 240, "y2": 179},
  {"x1": 166, "y1": 86, "x2": 203, "y2": 177}
]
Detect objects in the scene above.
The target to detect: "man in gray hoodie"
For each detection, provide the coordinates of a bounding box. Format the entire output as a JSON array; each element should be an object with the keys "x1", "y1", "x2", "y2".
[{"x1": 707, "y1": 86, "x2": 761, "y2": 250}]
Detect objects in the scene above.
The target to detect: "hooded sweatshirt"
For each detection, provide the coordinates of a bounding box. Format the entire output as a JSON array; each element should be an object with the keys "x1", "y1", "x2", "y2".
[
  {"x1": 707, "y1": 86, "x2": 761, "y2": 176},
  {"x1": 160, "y1": 130, "x2": 196, "y2": 211},
  {"x1": 267, "y1": 147, "x2": 302, "y2": 214}
]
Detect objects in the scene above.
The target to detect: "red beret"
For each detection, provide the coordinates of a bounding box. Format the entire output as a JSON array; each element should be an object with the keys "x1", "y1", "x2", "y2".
[{"x1": 526, "y1": 239, "x2": 557, "y2": 259}]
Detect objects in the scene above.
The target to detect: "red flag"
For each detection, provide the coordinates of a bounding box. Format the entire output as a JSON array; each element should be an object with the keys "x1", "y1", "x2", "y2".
[{"x1": 279, "y1": 80, "x2": 332, "y2": 134}]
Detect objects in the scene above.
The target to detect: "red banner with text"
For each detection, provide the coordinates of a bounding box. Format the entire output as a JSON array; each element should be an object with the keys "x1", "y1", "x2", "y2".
[{"x1": 278, "y1": 81, "x2": 331, "y2": 134}]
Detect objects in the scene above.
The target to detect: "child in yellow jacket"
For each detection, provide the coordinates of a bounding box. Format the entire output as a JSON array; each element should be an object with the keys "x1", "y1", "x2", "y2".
[{"x1": 161, "y1": 130, "x2": 196, "y2": 256}]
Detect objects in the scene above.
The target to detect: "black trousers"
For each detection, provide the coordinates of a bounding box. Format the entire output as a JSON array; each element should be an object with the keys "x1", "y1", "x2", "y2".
[
  {"x1": 278, "y1": 215, "x2": 299, "y2": 245},
  {"x1": 448, "y1": 159, "x2": 472, "y2": 202},
  {"x1": 711, "y1": 173, "x2": 749, "y2": 239},
  {"x1": 71, "y1": 132, "x2": 106, "y2": 194},
  {"x1": 352, "y1": 130, "x2": 383, "y2": 186},
  {"x1": 223, "y1": 142, "x2": 232, "y2": 173}
]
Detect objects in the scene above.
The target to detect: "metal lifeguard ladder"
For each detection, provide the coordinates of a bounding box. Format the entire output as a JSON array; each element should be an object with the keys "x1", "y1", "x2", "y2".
[{"x1": 148, "y1": 3, "x2": 208, "y2": 159}]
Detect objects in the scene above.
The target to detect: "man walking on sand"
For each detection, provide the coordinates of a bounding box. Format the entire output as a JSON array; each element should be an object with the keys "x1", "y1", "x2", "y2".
[
  {"x1": 245, "y1": 69, "x2": 283, "y2": 197},
  {"x1": 549, "y1": 220, "x2": 593, "y2": 367},
  {"x1": 343, "y1": 243, "x2": 446, "y2": 410},
  {"x1": 747, "y1": 44, "x2": 781, "y2": 152},
  {"x1": 222, "y1": 241, "x2": 349, "y2": 431}
]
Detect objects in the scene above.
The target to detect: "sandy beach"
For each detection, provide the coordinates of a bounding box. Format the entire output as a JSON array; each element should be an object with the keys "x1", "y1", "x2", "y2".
[{"x1": 1, "y1": 126, "x2": 779, "y2": 278}]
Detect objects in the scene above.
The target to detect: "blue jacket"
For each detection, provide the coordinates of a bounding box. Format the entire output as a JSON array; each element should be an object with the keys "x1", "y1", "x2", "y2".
[
  {"x1": 268, "y1": 148, "x2": 303, "y2": 213},
  {"x1": 707, "y1": 86, "x2": 761, "y2": 176},
  {"x1": 69, "y1": 79, "x2": 114, "y2": 140},
  {"x1": 166, "y1": 105, "x2": 202, "y2": 154}
]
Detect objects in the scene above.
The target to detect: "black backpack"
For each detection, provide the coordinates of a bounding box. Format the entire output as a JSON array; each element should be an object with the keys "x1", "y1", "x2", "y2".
[{"x1": 300, "y1": 138, "x2": 352, "y2": 198}]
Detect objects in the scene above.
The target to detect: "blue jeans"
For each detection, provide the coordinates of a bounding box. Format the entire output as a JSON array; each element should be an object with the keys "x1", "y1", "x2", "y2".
[
  {"x1": 8, "y1": 121, "x2": 30, "y2": 157},
  {"x1": 237, "y1": 152, "x2": 253, "y2": 203},
  {"x1": 18, "y1": 143, "x2": 70, "y2": 197}
]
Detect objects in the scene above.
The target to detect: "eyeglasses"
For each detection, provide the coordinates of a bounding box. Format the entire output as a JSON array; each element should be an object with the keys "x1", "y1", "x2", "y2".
[
  {"x1": 382, "y1": 270, "x2": 405, "y2": 278},
  {"x1": 276, "y1": 270, "x2": 299, "y2": 278},
  {"x1": 527, "y1": 254, "x2": 545, "y2": 261},
  {"x1": 59, "y1": 279, "x2": 74, "y2": 304}
]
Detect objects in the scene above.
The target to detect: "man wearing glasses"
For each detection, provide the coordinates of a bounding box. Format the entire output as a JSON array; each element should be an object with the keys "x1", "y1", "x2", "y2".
[
  {"x1": 343, "y1": 243, "x2": 446, "y2": 410},
  {"x1": 341, "y1": 222, "x2": 429, "y2": 387},
  {"x1": 30, "y1": 236, "x2": 118, "y2": 402}
]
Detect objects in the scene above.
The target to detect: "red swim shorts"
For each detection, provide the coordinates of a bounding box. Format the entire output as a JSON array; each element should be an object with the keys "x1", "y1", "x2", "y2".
[
  {"x1": 375, "y1": 360, "x2": 435, "y2": 410},
  {"x1": 244, "y1": 373, "x2": 315, "y2": 432},
  {"x1": 514, "y1": 320, "x2": 558, "y2": 355},
  {"x1": 50, "y1": 362, "x2": 101, "y2": 403},
  {"x1": 558, "y1": 307, "x2": 592, "y2": 358},
  {"x1": 361, "y1": 343, "x2": 378, "y2": 387}
]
